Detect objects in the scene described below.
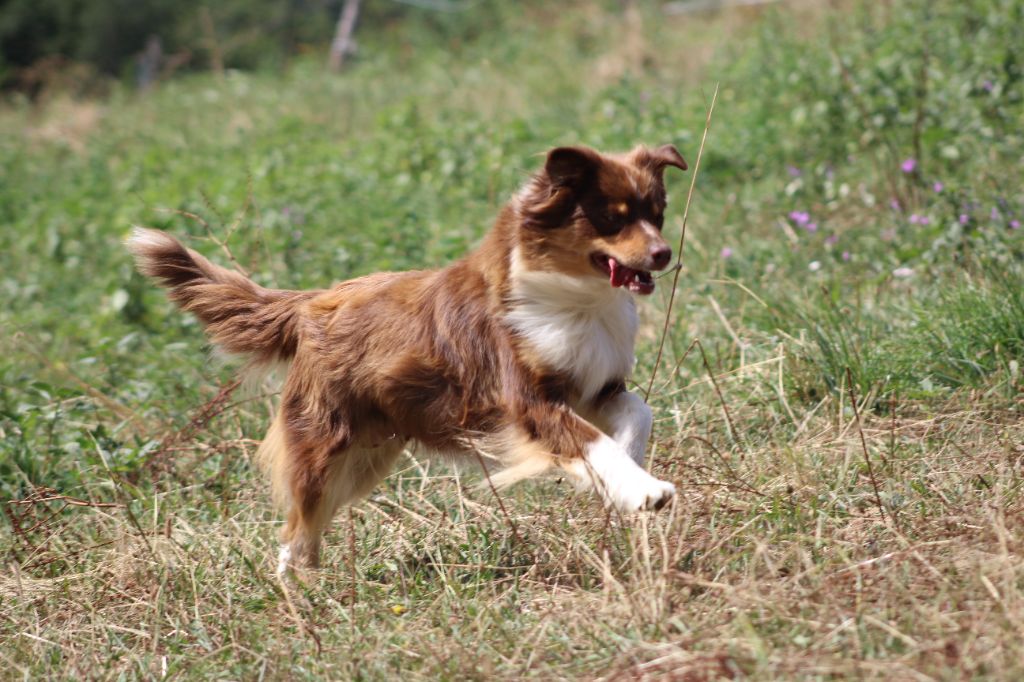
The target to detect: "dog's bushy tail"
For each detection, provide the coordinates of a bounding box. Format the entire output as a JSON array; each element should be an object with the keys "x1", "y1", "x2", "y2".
[{"x1": 127, "y1": 227, "x2": 314, "y2": 367}]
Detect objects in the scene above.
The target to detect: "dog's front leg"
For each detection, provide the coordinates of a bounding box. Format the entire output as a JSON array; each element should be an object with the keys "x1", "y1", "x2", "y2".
[
  {"x1": 525, "y1": 405, "x2": 673, "y2": 512},
  {"x1": 595, "y1": 390, "x2": 653, "y2": 466},
  {"x1": 506, "y1": 403, "x2": 673, "y2": 512},
  {"x1": 563, "y1": 431, "x2": 675, "y2": 512},
  {"x1": 563, "y1": 391, "x2": 675, "y2": 511}
]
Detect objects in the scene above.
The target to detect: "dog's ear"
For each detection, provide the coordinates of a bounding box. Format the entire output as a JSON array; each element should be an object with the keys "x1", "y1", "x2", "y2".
[
  {"x1": 641, "y1": 144, "x2": 688, "y2": 178},
  {"x1": 522, "y1": 146, "x2": 602, "y2": 228},
  {"x1": 544, "y1": 146, "x2": 603, "y2": 189}
]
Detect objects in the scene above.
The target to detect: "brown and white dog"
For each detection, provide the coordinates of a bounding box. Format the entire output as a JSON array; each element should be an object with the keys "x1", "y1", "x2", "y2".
[{"x1": 128, "y1": 143, "x2": 687, "y2": 573}]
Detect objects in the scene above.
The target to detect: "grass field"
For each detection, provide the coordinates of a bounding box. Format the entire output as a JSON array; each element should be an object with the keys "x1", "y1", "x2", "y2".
[{"x1": 2, "y1": 0, "x2": 1023, "y2": 678}]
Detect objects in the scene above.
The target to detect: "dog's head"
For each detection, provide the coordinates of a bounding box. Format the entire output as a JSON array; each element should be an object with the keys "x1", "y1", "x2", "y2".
[{"x1": 517, "y1": 144, "x2": 687, "y2": 295}]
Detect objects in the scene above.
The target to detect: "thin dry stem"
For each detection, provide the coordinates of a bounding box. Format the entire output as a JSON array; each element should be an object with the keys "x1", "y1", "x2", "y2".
[{"x1": 645, "y1": 83, "x2": 719, "y2": 400}]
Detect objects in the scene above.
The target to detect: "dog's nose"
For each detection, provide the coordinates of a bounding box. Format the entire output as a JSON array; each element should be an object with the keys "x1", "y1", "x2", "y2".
[{"x1": 650, "y1": 246, "x2": 672, "y2": 270}]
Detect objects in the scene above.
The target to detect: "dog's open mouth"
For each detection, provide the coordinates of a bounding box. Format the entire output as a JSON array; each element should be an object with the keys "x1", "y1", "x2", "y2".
[{"x1": 591, "y1": 253, "x2": 655, "y2": 295}]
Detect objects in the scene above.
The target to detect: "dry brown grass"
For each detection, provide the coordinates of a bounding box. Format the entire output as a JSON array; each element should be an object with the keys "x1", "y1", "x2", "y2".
[{"x1": 3, "y1": 367, "x2": 1022, "y2": 679}]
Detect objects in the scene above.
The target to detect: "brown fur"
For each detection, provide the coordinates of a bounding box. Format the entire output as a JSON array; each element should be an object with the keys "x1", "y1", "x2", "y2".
[{"x1": 128, "y1": 143, "x2": 686, "y2": 570}]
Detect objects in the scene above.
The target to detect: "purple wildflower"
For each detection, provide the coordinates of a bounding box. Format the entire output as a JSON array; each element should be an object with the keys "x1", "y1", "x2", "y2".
[
  {"x1": 983, "y1": 80, "x2": 994, "y2": 92},
  {"x1": 1011, "y1": 220, "x2": 1021, "y2": 230},
  {"x1": 841, "y1": 250, "x2": 851, "y2": 262},
  {"x1": 890, "y1": 198, "x2": 902, "y2": 211},
  {"x1": 959, "y1": 214, "x2": 970, "y2": 225},
  {"x1": 825, "y1": 234, "x2": 839, "y2": 246},
  {"x1": 788, "y1": 210, "x2": 810, "y2": 226},
  {"x1": 805, "y1": 222, "x2": 819, "y2": 233},
  {"x1": 901, "y1": 158, "x2": 917, "y2": 173},
  {"x1": 720, "y1": 247, "x2": 733, "y2": 259},
  {"x1": 909, "y1": 214, "x2": 921, "y2": 224},
  {"x1": 933, "y1": 181, "x2": 944, "y2": 193},
  {"x1": 787, "y1": 165, "x2": 802, "y2": 177}
]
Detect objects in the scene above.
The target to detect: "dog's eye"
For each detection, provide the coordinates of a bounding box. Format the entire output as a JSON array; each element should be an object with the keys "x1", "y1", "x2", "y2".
[
  {"x1": 606, "y1": 202, "x2": 630, "y2": 223},
  {"x1": 585, "y1": 200, "x2": 629, "y2": 235}
]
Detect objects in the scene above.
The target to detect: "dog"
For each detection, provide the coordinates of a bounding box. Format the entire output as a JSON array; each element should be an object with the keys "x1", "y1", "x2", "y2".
[{"x1": 128, "y1": 143, "x2": 687, "y2": 574}]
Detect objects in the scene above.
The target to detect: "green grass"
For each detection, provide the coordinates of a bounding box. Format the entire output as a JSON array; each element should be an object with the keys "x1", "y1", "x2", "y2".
[{"x1": 2, "y1": 1, "x2": 1024, "y2": 678}]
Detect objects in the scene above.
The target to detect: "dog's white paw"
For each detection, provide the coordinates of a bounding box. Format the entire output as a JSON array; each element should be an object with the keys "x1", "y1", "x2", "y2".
[
  {"x1": 276, "y1": 544, "x2": 292, "y2": 576},
  {"x1": 575, "y1": 435, "x2": 676, "y2": 513},
  {"x1": 613, "y1": 475, "x2": 676, "y2": 513}
]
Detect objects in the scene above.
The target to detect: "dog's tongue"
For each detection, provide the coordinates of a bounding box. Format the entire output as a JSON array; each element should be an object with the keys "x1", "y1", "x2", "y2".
[
  {"x1": 608, "y1": 257, "x2": 634, "y2": 288},
  {"x1": 608, "y1": 256, "x2": 655, "y2": 294}
]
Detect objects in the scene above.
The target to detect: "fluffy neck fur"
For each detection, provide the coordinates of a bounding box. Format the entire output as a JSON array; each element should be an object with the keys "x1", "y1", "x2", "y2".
[{"x1": 504, "y1": 246, "x2": 638, "y2": 402}]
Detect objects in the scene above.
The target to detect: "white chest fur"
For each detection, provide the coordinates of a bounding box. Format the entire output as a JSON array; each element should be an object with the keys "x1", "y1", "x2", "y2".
[{"x1": 506, "y1": 253, "x2": 638, "y2": 402}]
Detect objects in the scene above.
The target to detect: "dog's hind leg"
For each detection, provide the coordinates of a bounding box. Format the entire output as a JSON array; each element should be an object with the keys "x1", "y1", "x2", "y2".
[
  {"x1": 259, "y1": 413, "x2": 403, "y2": 575},
  {"x1": 276, "y1": 437, "x2": 404, "y2": 576}
]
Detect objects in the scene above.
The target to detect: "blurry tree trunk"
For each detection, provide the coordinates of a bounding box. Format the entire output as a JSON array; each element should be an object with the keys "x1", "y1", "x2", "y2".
[
  {"x1": 137, "y1": 36, "x2": 163, "y2": 90},
  {"x1": 328, "y1": 0, "x2": 361, "y2": 71},
  {"x1": 200, "y1": 6, "x2": 224, "y2": 79}
]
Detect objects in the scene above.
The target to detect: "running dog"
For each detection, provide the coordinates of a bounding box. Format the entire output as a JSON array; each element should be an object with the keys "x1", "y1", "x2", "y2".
[{"x1": 128, "y1": 143, "x2": 687, "y2": 573}]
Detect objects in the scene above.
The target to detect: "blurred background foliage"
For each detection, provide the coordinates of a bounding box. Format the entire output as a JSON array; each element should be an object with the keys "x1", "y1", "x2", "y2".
[{"x1": 0, "y1": 0, "x2": 521, "y2": 91}]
